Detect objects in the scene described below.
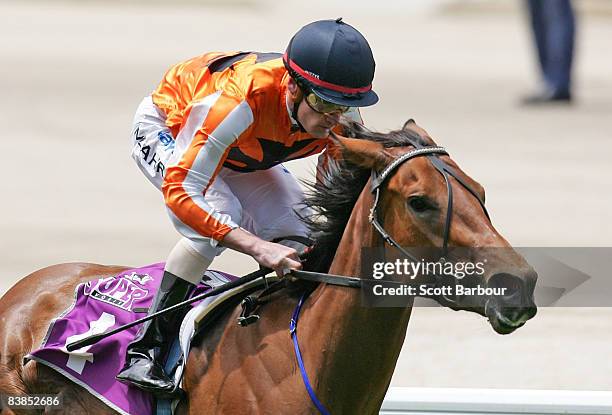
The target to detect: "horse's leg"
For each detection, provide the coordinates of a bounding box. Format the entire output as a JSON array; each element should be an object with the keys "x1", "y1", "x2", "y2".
[
  {"x1": 0, "y1": 375, "x2": 22, "y2": 414},
  {"x1": 31, "y1": 364, "x2": 115, "y2": 415},
  {"x1": 0, "y1": 359, "x2": 36, "y2": 415},
  {"x1": 0, "y1": 362, "x2": 115, "y2": 415}
]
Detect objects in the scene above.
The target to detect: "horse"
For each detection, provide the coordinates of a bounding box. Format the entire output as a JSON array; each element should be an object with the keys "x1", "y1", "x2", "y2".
[{"x1": 0, "y1": 119, "x2": 537, "y2": 415}]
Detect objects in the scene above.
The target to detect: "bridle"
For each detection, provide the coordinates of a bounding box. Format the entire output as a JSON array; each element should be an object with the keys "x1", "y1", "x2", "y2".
[
  {"x1": 287, "y1": 140, "x2": 491, "y2": 294},
  {"x1": 277, "y1": 142, "x2": 494, "y2": 415},
  {"x1": 369, "y1": 143, "x2": 490, "y2": 262}
]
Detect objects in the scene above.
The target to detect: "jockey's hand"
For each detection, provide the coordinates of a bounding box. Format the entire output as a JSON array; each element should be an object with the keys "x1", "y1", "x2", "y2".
[
  {"x1": 221, "y1": 227, "x2": 302, "y2": 278},
  {"x1": 252, "y1": 240, "x2": 303, "y2": 278}
]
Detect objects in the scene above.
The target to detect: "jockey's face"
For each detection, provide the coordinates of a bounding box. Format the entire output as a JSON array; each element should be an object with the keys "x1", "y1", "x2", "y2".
[{"x1": 288, "y1": 78, "x2": 342, "y2": 139}]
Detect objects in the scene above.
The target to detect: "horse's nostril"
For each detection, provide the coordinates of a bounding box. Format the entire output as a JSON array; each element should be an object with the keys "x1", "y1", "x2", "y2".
[
  {"x1": 488, "y1": 273, "x2": 523, "y2": 301},
  {"x1": 486, "y1": 273, "x2": 538, "y2": 327},
  {"x1": 487, "y1": 273, "x2": 531, "y2": 307}
]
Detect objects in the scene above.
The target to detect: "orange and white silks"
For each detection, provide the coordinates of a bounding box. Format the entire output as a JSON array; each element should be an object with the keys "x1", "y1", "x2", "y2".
[{"x1": 130, "y1": 51, "x2": 361, "y2": 257}]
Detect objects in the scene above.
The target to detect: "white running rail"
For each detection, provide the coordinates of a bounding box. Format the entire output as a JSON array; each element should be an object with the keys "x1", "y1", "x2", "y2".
[{"x1": 380, "y1": 387, "x2": 612, "y2": 415}]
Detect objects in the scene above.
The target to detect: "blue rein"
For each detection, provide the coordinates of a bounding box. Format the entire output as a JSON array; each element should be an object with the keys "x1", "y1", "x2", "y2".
[{"x1": 290, "y1": 292, "x2": 331, "y2": 415}]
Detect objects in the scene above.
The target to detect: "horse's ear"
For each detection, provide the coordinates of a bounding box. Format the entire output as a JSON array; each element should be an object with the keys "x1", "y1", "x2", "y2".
[
  {"x1": 402, "y1": 119, "x2": 416, "y2": 130},
  {"x1": 402, "y1": 119, "x2": 437, "y2": 146},
  {"x1": 331, "y1": 133, "x2": 392, "y2": 170}
]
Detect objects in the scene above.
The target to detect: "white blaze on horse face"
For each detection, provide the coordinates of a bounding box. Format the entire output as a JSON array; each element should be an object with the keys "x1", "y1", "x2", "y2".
[{"x1": 62, "y1": 312, "x2": 116, "y2": 374}]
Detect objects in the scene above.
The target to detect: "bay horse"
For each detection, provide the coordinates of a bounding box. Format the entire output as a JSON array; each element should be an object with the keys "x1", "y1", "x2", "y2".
[{"x1": 0, "y1": 120, "x2": 537, "y2": 415}]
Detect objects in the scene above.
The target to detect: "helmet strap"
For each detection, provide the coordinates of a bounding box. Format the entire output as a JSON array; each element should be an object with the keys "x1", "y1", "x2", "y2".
[
  {"x1": 291, "y1": 99, "x2": 307, "y2": 133},
  {"x1": 288, "y1": 80, "x2": 308, "y2": 133}
]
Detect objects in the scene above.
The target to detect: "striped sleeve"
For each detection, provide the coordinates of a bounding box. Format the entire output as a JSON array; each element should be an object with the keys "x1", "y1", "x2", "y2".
[{"x1": 162, "y1": 92, "x2": 254, "y2": 242}]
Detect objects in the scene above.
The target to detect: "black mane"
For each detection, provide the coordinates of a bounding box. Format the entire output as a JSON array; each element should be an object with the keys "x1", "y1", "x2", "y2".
[{"x1": 300, "y1": 120, "x2": 430, "y2": 273}]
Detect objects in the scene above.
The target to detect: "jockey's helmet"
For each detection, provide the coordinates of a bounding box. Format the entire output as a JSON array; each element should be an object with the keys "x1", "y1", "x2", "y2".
[{"x1": 283, "y1": 18, "x2": 378, "y2": 108}]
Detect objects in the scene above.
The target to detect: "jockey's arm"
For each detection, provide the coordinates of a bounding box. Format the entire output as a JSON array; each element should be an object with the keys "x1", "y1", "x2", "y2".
[
  {"x1": 162, "y1": 92, "x2": 301, "y2": 277},
  {"x1": 221, "y1": 227, "x2": 302, "y2": 277}
]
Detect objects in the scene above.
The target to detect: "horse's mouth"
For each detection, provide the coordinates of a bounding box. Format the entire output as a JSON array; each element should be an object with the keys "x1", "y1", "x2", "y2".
[{"x1": 485, "y1": 299, "x2": 531, "y2": 335}]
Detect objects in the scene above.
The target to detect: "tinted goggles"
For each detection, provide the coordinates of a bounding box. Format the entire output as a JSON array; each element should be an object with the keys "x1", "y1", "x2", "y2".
[{"x1": 305, "y1": 92, "x2": 350, "y2": 115}]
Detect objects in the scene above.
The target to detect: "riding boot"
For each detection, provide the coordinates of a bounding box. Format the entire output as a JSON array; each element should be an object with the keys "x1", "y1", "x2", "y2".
[{"x1": 116, "y1": 271, "x2": 194, "y2": 394}]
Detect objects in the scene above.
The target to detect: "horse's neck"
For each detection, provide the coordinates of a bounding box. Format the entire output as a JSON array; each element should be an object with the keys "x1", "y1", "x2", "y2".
[
  {"x1": 184, "y1": 184, "x2": 412, "y2": 413},
  {"x1": 302, "y1": 185, "x2": 413, "y2": 413}
]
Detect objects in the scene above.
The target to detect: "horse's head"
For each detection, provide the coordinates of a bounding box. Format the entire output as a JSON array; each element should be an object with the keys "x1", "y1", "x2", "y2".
[{"x1": 333, "y1": 119, "x2": 537, "y2": 334}]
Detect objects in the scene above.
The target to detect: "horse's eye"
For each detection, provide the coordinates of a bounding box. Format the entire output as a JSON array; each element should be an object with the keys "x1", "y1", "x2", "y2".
[{"x1": 408, "y1": 196, "x2": 431, "y2": 213}]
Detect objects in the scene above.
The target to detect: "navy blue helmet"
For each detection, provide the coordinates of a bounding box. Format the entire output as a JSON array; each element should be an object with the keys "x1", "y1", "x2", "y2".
[{"x1": 283, "y1": 18, "x2": 379, "y2": 107}]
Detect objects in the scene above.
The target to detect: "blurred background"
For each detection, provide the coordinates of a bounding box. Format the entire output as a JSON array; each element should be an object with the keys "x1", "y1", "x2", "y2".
[{"x1": 1, "y1": 0, "x2": 611, "y2": 391}]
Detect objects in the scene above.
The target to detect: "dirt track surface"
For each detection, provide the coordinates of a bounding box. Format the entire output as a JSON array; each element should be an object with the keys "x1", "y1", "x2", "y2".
[{"x1": 1, "y1": 0, "x2": 611, "y2": 391}]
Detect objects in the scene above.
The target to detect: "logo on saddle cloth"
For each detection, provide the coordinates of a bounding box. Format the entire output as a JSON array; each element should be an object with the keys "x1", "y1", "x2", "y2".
[{"x1": 83, "y1": 272, "x2": 151, "y2": 312}]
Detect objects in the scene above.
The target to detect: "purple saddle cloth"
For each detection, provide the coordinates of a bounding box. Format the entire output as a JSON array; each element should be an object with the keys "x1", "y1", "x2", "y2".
[{"x1": 26, "y1": 262, "x2": 238, "y2": 415}]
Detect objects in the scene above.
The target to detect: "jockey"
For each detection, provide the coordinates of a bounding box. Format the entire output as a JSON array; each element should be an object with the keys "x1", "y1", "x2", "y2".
[{"x1": 116, "y1": 18, "x2": 379, "y2": 394}]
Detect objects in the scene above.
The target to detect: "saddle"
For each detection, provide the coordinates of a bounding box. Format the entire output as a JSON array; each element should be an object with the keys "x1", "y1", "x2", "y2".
[
  {"x1": 25, "y1": 264, "x2": 286, "y2": 415},
  {"x1": 161, "y1": 270, "x2": 283, "y2": 393},
  {"x1": 27, "y1": 237, "x2": 316, "y2": 415}
]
